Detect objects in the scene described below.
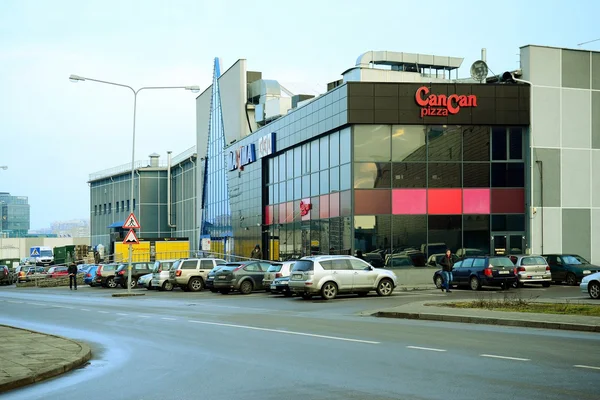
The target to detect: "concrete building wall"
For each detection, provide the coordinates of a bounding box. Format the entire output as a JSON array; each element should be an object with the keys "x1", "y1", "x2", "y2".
[
  {"x1": 219, "y1": 59, "x2": 249, "y2": 144},
  {"x1": 523, "y1": 45, "x2": 600, "y2": 262},
  {"x1": 172, "y1": 157, "x2": 198, "y2": 250},
  {"x1": 0, "y1": 237, "x2": 89, "y2": 260}
]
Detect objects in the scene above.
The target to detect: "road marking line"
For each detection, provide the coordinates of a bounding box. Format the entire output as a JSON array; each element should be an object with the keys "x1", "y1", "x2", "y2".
[
  {"x1": 7, "y1": 301, "x2": 23, "y2": 304},
  {"x1": 137, "y1": 315, "x2": 150, "y2": 318},
  {"x1": 29, "y1": 302, "x2": 44, "y2": 306},
  {"x1": 80, "y1": 309, "x2": 90, "y2": 312},
  {"x1": 98, "y1": 311, "x2": 109, "y2": 314},
  {"x1": 161, "y1": 317, "x2": 176, "y2": 321},
  {"x1": 187, "y1": 320, "x2": 379, "y2": 344},
  {"x1": 116, "y1": 313, "x2": 129, "y2": 316},
  {"x1": 480, "y1": 354, "x2": 530, "y2": 361},
  {"x1": 407, "y1": 346, "x2": 447, "y2": 352},
  {"x1": 574, "y1": 365, "x2": 600, "y2": 371}
]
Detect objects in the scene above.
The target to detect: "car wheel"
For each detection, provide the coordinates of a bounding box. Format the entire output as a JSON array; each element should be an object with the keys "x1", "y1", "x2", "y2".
[
  {"x1": 240, "y1": 280, "x2": 253, "y2": 295},
  {"x1": 321, "y1": 282, "x2": 338, "y2": 300},
  {"x1": 106, "y1": 277, "x2": 117, "y2": 289},
  {"x1": 376, "y1": 278, "x2": 394, "y2": 296},
  {"x1": 434, "y1": 274, "x2": 443, "y2": 289},
  {"x1": 301, "y1": 293, "x2": 312, "y2": 300},
  {"x1": 588, "y1": 282, "x2": 600, "y2": 299},
  {"x1": 542, "y1": 282, "x2": 551, "y2": 288},
  {"x1": 566, "y1": 273, "x2": 577, "y2": 286},
  {"x1": 470, "y1": 276, "x2": 481, "y2": 291},
  {"x1": 129, "y1": 279, "x2": 137, "y2": 289},
  {"x1": 163, "y1": 281, "x2": 174, "y2": 292},
  {"x1": 188, "y1": 278, "x2": 204, "y2": 292}
]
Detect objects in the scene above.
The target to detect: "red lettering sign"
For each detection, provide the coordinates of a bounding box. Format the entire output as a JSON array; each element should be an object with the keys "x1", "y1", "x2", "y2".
[
  {"x1": 299, "y1": 201, "x2": 312, "y2": 217},
  {"x1": 415, "y1": 86, "x2": 477, "y2": 118}
]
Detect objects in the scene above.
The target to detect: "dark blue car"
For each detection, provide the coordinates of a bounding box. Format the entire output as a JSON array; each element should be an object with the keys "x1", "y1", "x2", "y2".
[
  {"x1": 433, "y1": 256, "x2": 517, "y2": 291},
  {"x1": 84, "y1": 265, "x2": 98, "y2": 286}
]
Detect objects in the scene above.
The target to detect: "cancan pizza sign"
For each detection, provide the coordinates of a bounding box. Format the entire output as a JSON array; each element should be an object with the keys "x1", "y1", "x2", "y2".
[{"x1": 415, "y1": 86, "x2": 477, "y2": 118}]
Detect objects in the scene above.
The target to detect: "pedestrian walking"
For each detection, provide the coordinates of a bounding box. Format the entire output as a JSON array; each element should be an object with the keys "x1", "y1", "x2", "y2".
[
  {"x1": 440, "y1": 249, "x2": 454, "y2": 293},
  {"x1": 68, "y1": 262, "x2": 78, "y2": 290},
  {"x1": 250, "y1": 244, "x2": 263, "y2": 260}
]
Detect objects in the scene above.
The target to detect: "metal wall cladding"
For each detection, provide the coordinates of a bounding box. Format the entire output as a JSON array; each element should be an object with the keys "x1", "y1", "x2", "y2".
[{"x1": 346, "y1": 82, "x2": 530, "y2": 126}]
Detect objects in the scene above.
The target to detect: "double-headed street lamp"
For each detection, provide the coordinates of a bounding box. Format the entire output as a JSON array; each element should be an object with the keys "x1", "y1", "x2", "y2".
[{"x1": 69, "y1": 74, "x2": 200, "y2": 295}]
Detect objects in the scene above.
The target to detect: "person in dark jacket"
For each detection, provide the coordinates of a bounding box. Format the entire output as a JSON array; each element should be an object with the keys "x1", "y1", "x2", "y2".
[
  {"x1": 68, "y1": 263, "x2": 78, "y2": 290},
  {"x1": 440, "y1": 249, "x2": 454, "y2": 293},
  {"x1": 250, "y1": 244, "x2": 263, "y2": 260}
]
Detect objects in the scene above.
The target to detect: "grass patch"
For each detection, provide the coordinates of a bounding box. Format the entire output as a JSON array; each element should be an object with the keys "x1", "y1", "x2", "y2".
[{"x1": 438, "y1": 293, "x2": 600, "y2": 317}]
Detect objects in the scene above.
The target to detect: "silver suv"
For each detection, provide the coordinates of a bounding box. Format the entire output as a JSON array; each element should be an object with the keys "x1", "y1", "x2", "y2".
[
  {"x1": 169, "y1": 258, "x2": 226, "y2": 292},
  {"x1": 150, "y1": 259, "x2": 177, "y2": 291},
  {"x1": 289, "y1": 255, "x2": 397, "y2": 300}
]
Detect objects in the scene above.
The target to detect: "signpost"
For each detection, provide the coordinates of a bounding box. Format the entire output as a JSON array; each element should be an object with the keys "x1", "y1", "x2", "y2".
[{"x1": 122, "y1": 213, "x2": 141, "y2": 294}]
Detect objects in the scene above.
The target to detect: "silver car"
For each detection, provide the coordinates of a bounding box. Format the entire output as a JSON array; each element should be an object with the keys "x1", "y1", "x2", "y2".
[
  {"x1": 289, "y1": 255, "x2": 397, "y2": 300},
  {"x1": 263, "y1": 261, "x2": 295, "y2": 290},
  {"x1": 508, "y1": 255, "x2": 551, "y2": 288},
  {"x1": 150, "y1": 259, "x2": 177, "y2": 291},
  {"x1": 580, "y1": 271, "x2": 600, "y2": 299}
]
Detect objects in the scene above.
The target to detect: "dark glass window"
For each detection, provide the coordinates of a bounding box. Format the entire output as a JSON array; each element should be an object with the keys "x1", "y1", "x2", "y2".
[
  {"x1": 340, "y1": 127, "x2": 351, "y2": 164},
  {"x1": 392, "y1": 163, "x2": 427, "y2": 188},
  {"x1": 354, "y1": 163, "x2": 391, "y2": 189},
  {"x1": 354, "y1": 215, "x2": 391, "y2": 255},
  {"x1": 329, "y1": 131, "x2": 340, "y2": 167},
  {"x1": 463, "y1": 126, "x2": 490, "y2": 161},
  {"x1": 310, "y1": 140, "x2": 319, "y2": 172},
  {"x1": 427, "y1": 215, "x2": 462, "y2": 254},
  {"x1": 492, "y1": 214, "x2": 525, "y2": 231},
  {"x1": 330, "y1": 167, "x2": 340, "y2": 192},
  {"x1": 391, "y1": 215, "x2": 427, "y2": 253},
  {"x1": 428, "y1": 126, "x2": 462, "y2": 162},
  {"x1": 492, "y1": 128, "x2": 507, "y2": 160},
  {"x1": 268, "y1": 158, "x2": 274, "y2": 184},
  {"x1": 392, "y1": 125, "x2": 426, "y2": 162},
  {"x1": 428, "y1": 163, "x2": 461, "y2": 188},
  {"x1": 491, "y1": 163, "x2": 525, "y2": 187},
  {"x1": 354, "y1": 125, "x2": 391, "y2": 162},
  {"x1": 340, "y1": 163, "x2": 351, "y2": 191},
  {"x1": 463, "y1": 215, "x2": 490, "y2": 255},
  {"x1": 320, "y1": 136, "x2": 329, "y2": 170},
  {"x1": 320, "y1": 219, "x2": 330, "y2": 255},
  {"x1": 509, "y1": 128, "x2": 523, "y2": 160},
  {"x1": 463, "y1": 163, "x2": 490, "y2": 188}
]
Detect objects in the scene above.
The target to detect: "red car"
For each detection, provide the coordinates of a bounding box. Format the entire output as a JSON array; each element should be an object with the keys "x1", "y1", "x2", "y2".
[{"x1": 47, "y1": 266, "x2": 69, "y2": 278}]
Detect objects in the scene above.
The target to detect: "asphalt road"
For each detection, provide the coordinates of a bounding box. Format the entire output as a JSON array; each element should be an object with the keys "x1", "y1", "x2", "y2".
[{"x1": 0, "y1": 284, "x2": 599, "y2": 400}]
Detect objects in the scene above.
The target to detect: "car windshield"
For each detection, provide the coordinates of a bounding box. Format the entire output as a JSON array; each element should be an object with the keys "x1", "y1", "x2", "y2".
[
  {"x1": 522, "y1": 256, "x2": 547, "y2": 266},
  {"x1": 267, "y1": 265, "x2": 282, "y2": 272},
  {"x1": 40, "y1": 250, "x2": 52, "y2": 257},
  {"x1": 153, "y1": 261, "x2": 174, "y2": 272},
  {"x1": 562, "y1": 255, "x2": 588, "y2": 265},
  {"x1": 490, "y1": 258, "x2": 515, "y2": 268},
  {"x1": 292, "y1": 260, "x2": 314, "y2": 272},
  {"x1": 103, "y1": 265, "x2": 117, "y2": 271}
]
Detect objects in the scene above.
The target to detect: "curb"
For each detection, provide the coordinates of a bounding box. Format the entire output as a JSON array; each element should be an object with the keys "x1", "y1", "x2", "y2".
[
  {"x1": 372, "y1": 311, "x2": 600, "y2": 333},
  {"x1": 111, "y1": 293, "x2": 145, "y2": 297},
  {"x1": 0, "y1": 326, "x2": 92, "y2": 394}
]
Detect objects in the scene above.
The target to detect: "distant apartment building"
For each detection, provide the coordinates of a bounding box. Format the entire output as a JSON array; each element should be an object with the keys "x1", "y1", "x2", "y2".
[
  {"x1": 50, "y1": 219, "x2": 90, "y2": 238},
  {"x1": 0, "y1": 192, "x2": 30, "y2": 238}
]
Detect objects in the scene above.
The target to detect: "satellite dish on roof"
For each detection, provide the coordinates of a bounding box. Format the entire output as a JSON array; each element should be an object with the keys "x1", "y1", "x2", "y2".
[{"x1": 470, "y1": 60, "x2": 489, "y2": 82}]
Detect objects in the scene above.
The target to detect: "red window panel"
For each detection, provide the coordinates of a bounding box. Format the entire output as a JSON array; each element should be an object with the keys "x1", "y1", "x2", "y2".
[
  {"x1": 340, "y1": 191, "x2": 351, "y2": 217},
  {"x1": 354, "y1": 190, "x2": 391, "y2": 215},
  {"x1": 463, "y1": 189, "x2": 491, "y2": 214},
  {"x1": 329, "y1": 192, "x2": 340, "y2": 218},
  {"x1": 320, "y1": 195, "x2": 330, "y2": 219},
  {"x1": 310, "y1": 196, "x2": 320, "y2": 220},
  {"x1": 392, "y1": 189, "x2": 426, "y2": 215},
  {"x1": 491, "y1": 189, "x2": 525, "y2": 213},
  {"x1": 279, "y1": 203, "x2": 287, "y2": 224},
  {"x1": 264, "y1": 205, "x2": 273, "y2": 225},
  {"x1": 286, "y1": 202, "x2": 294, "y2": 223},
  {"x1": 427, "y1": 189, "x2": 462, "y2": 215}
]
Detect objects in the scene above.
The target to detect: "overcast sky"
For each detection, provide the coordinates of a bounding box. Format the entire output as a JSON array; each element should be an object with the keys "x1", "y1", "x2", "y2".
[{"x1": 1, "y1": 0, "x2": 598, "y2": 229}]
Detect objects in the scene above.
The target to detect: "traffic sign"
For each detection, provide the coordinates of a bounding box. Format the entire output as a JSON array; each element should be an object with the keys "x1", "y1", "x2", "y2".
[
  {"x1": 123, "y1": 213, "x2": 141, "y2": 229},
  {"x1": 123, "y1": 229, "x2": 140, "y2": 245},
  {"x1": 30, "y1": 247, "x2": 40, "y2": 257}
]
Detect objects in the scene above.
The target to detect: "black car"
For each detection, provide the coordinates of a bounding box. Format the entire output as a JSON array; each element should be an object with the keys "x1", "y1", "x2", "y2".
[
  {"x1": 114, "y1": 262, "x2": 154, "y2": 289},
  {"x1": 206, "y1": 264, "x2": 228, "y2": 292},
  {"x1": 213, "y1": 261, "x2": 272, "y2": 294},
  {"x1": 433, "y1": 256, "x2": 517, "y2": 291},
  {"x1": 269, "y1": 276, "x2": 292, "y2": 296}
]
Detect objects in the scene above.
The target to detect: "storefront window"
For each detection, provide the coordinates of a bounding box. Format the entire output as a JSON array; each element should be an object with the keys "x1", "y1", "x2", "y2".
[
  {"x1": 463, "y1": 126, "x2": 490, "y2": 161},
  {"x1": 491, "y1": 163, "x2": 525, "y2": 187},
  {"x1": 279, "y1": 154, "x2": 286, "y2": 181},
  {"x1": 428, "y1": 163, "x2": 461, "y2": 188},
  {"x1": 463, "y1": 163, "x2": 490, "y2": 187},
  {"x1": 279, "y1": 182, "x2": 286, "y2": 203},
  {"x1": 329, "y1": 131, "x2": 340, "y2": 167},
  {"x1": 302, "y1": 175, "x2": 310, "y2": 198},
  {"x1": 354, "y1": 215, "x2": 391, "y2": 255},
  {"x1": 273, "y1": 157, "x2": 279, "y2": 183},
  {"x1": 509, "y1": 128, "x2": 523, "y2": 160},
  {"x1": 294, "y1": 146, "x2": 301, "y2": 177},
  {"x1": 428, "y1": 126, "x2": 462, "y2": 162},
  {"x1": 320, "y1": 219, "x2": 330, "y2": 255},
  {"x1": 354, "y1": 162, "x2": 391, "y2": 189},
  {"x1": 287, "y1": 180, "x2": 294, "y2": 201},
  {"x1": 287, "y1": 149, "x2": 294, "y2": 179},
  {"x1": 491, "y1": 214, "x2": 525, "y2": 231},
  {"x1": 392, "y1": 125, "x2": 426, "y2": 162},
  {"x1": 492, "y1": 127, "x2": 507, "y2": 160},
  {"x1": 463, "y1": 215, "x2": 490, "y2": 254},
  {"x1": 311, "y1": 172, "x2": 320, "y2": 196},
  {"x1": 391, "y1": 215, "x2": 427, "y2": 253},
  {"x1": 268, "y1": 158, "x2": 274, "y2": 184},
  {"x1": 392, "y1": 163, "x2": 427, "y2": 188},
  {"x1": 427, "y1": 215, "x2": 462, "y2": 254},
  {"x1": 340, "y1": 127, "x2": 351, "y2": 164},
  {"x1": 301, "y1": 143, "x2": 310, "y2": 175},
  {"x1": 320, "y1": 170, "x2": 329, "y2": 195},
  {"x1": 294, "y1": 177, "x2": 301, "y2": 200},
  {"x1": 354, "y1": 125, "x2": 391, "y2": 162}
]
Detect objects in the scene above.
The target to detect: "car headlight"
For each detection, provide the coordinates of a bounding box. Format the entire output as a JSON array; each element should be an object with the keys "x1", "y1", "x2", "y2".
[{"x1": 583, "y1": 270, "x2": 591, "y2": 275}]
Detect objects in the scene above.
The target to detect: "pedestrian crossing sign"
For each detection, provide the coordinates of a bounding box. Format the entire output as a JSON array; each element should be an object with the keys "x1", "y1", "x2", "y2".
[
  {"x1": 122, "y1": 213, "x2": 141, "y2": 229},
  {"x1": 123, "y1": 229, "x2": 139, "y2": 245},
  {"x1": 30, "y1": 247, "x2": 40, "y2": 257}
]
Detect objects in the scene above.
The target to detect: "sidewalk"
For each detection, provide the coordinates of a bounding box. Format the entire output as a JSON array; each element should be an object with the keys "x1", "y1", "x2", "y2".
[
  {"x1": 0, "y1": 325, "x2": 92, "y2": 393},
  {"x1": 366, "y1": 300, "x2": 600, "y2": 333}
]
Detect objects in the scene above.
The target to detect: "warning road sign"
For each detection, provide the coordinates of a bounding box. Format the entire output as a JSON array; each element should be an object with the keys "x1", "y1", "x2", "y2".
[
  {"x1": 123, "y1": 229, "x2": 139, "y2": 245},
  {"x1": 122, "y1": 213, "x2": 141, "y2": 229}
]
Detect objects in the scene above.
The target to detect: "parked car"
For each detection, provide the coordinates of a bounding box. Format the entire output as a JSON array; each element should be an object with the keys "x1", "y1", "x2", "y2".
[
  {"x1": 137, "y1": 273, "x2": 153, "y2": 289},
  {"x1": 84, "y1": 265, "x2": 98, "y2": 286},
  {"x1": 94, "y1": 263, "x2": 120, "y2": 288},
  {"x1": 364, "y1": 252, "x2": 385, "y2": 268},
  {"x1": 543, "y1": 254, "x2": 600, "y2": 286},
  {"x1": 427, "y1": 253, "x2": 459, "y2": 268},
  {"x1": 508, "y1": 255, "x2": 551, "y2": 287},
  {"x1": 385, "y1": 251, "x2": 427, "y2": 268},
  {"x1": 169, "y1": 258, "x2": 227, "y2": 292},
  {"x1": 263, "y1": 261, "x2": 295, "y2": 290},
  {"x1": 150, "y1": 259, "x2": 176, "y2": 291},
  {"x1": 206, "y1": 264, "x2": 229, "y2": 292},
  {"x1": 432, "y1": 256, "x2": 517, "y2": 291},
  {"x1": 114, "y1": 262, "x2": 154, "y2": 289},
  {"x1": 455, "y1": 248, "x2": 486, "y2": 259},
  {"x1": 580, "y1": 271, "x2": 600, "y2": 299},
  {"x1": 213, "y1": 261, "x2": 273, "y2": 294},
  {"x1": 270, "y1": 276, "x2": 292, "y2": 296},
  {"x1": 47, "y1": 266, "x2": 69, "y2": 278},
  {"x1": 289, "y1": 255, "x2": 398, "y2": 300},
  {"x1": 0, "y1": 266, "x2": 14, "y2": 285}
]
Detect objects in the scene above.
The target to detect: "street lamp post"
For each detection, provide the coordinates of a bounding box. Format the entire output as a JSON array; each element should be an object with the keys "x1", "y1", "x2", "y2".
[{"x1": 69, "y1": 74, "x2": 199, "y2": 295}]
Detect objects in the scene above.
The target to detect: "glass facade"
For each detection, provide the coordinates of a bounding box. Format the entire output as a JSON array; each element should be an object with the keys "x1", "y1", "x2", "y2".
[{"x1": 0, "y1": 194, "x2": 30, "y2": 237}]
